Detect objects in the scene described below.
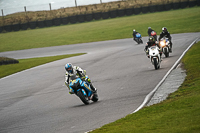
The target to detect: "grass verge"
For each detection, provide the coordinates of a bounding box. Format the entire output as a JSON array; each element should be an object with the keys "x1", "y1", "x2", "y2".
[
  {"x1": 0, "y1": 7, "x2": 200, "y2": 52},
  {"x1": 0, "y1": 53, "x2": 85, "y2": 79},
  {"x1": 91, "y1": 41, "x2": 200, "y2": 133}
]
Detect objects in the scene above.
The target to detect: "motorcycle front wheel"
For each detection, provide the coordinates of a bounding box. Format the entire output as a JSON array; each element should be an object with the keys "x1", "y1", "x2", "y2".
[
  {"x1": 153, "y1": 58, "x2": 159, "y2": 70},
  {"x1": 77, "y1": 91, "x2": 89, "y2": 105}
]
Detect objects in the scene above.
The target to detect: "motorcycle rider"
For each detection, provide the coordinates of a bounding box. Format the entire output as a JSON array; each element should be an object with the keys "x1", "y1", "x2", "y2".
[
  {"x1": 158, "y1": 27, "x2": 172, "y2": 52},
  {"x1": 145, "y1": 36, "x2": 162, "y2": 58},
  {"x1": 132, "y1": 29, "x2": 139, "y2": 41},
  {"x1": 147, "y1": 27, "x2": 155, "y2": 36},
  {"x1": 65, "y1": 63, "x2": 97, "y2": 94},
  {"x1": 148, "y1": 27, "x2": 157, "y2": 40}
]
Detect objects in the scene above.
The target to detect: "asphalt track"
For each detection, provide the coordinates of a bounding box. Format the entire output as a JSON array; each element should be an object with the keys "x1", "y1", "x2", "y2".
[{"x1": 0, "y1": 33, "x2": 200, "y2": 133}]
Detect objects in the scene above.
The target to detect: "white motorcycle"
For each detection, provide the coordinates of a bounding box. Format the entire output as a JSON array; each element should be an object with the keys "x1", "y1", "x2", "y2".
[
  {"x1": 159, "y1": 37, "x2": 170, "y2": 57},
  {"x1": 148, "y1": 46, "x2": 161, "y2": 70}
]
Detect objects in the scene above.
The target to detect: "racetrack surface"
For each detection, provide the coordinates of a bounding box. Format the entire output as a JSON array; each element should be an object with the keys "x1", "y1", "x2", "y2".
[{"x1": 0, "y1": 33, "x2": 199, "y2": 133}]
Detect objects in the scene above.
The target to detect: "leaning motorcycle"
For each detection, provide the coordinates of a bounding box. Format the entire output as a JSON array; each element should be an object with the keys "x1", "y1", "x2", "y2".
[
  {"x1": 69, "y1": 77, "x2": 98, "y2": 105},
  {"x1": 134, "y1": 33, "x2": 143, "y2": 44},
  {"x1": 148, "y1": 46, "x2": 161, "y2": 70},
  {"x1": 159, "y1": 37, "x2": 170, "y2": 57}
]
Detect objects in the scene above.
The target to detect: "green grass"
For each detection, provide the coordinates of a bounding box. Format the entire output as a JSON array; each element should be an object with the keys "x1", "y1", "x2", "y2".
[
  {"x1": 0, "y1": 7, "x2": 200, "y2": 52},
  {"x1": 91, "y1": 42, "x2": 200, "y2": 133},
  {"x1": 0, "y1": 53, "x2": 85, "y2": 79}
]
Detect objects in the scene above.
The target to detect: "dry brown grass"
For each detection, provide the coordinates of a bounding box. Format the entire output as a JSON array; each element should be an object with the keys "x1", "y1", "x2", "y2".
[{"x1": 0, "y1": 0, "x2": 194, "y2": 26}]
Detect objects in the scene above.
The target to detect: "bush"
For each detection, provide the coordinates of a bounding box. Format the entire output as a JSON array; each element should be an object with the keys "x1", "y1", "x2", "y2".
[{"x1": 0, "y1": 57, "x2": 19, "y2": 65}]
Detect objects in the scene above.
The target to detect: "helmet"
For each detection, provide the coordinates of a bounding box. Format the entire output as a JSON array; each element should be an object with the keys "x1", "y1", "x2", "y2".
[
  {"x1": 148, "y1": 27, "x2": 151, "y2": 29},
  {"x1": 65, "y1": 63, "x2": 73, "y2": 73},
  {"x1": 149, "y1": 36, "x2": 155, "y2": 42},
  {"x1": 133, "y1": 29, "x2": 135, "y2": 32},
  {"x1": 162, "y1": 27, "x2": 167, "y2": 32}
]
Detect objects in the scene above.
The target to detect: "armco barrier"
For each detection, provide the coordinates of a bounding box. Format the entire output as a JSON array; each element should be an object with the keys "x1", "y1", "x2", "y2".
[
  {"x1": 117, "y1": 9, "x2": 125, "y2": 17},
  {"x1": 69, "y1": 16, "x2": 77, "y2": 24},
  {"x1": 53, "y1": 18, "x2": 61, "y2": 26},
  {"x1": 0, "y1": 26, "x2": 3, "y2": 33},
  {"x1": 133, "y1": 7, "x2": 141, "y2": 15},
  {"x1": 109, "y1": 10, "x2": 117, "y2": 18},
  {"x1": 45, "y1": 20, "x2": 53, "y2": 27},
  {"x1": 29, "y1": 21, "x2": 37, "y2": 29},
  {"x1": 125, "y1": 8, "x2": 133, "y2": 15},
  {"x1": 165, "y1": 3, "x2": 172, "y2": 11},
  {"x1": 37, "y1": 21, "x2": 45, "y2": 28},
  {"x1": 102, "y1": 12, "x2": 110, "y2": 19},
  {"x1": 12, "y1": 24, "x2": 21, "y2": 31},
  {"x1": 157, "y1": 4, "x2": 165, "y2": 11},
  {"x1": 0, "y1": 0, "x2": 199, "y2": 33},
  {"x1": 21, "y1": 23, "x2": 29, "y2": 30},
  {"x1": 142, "y1": 6, "x2": 149, "y2": 13},
  {"x1": 62, "y1": 17, "x2": 69, "y2": 25},
  {"x1": 85, "y1": 14, "x2": 93, "y2": 22},
  {"x1": 189, "y1": 1, "x2": 197, "y2": 7},
  {"x1": 93, "y1": 12, "x2": 102, "y2": 20},
  {"x1": 173, "y1": 2, "x2": 180, "y2": 9},
  {"x1": 77, "y1": 14, "x2": 85, "y2": 23},
  {"x1": 149, "y1": 5, "x2": 157, "y2": 12},
  {"x1": 198, "y1": 0, "x2": 200, "y2": 6},
  {"x1": 181, "y1": 1, "x2": 188, "y2": 8},
  {"x1": 4, "y1": 25, "x2": 12, "y2": 32}
]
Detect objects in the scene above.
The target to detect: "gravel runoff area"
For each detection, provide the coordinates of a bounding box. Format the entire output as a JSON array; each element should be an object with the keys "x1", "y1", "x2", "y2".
[{"x1": 147, "y1": 63, "x2": 186, "y2": 106}]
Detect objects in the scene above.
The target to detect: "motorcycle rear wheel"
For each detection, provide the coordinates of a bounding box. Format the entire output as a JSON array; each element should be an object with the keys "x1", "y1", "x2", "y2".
[{"x1": 92, "y1": 93, "x2": 99, "y2": 102}]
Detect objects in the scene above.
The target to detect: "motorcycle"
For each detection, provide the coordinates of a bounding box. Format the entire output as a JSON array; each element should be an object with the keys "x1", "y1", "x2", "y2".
[
  {"x1": 159, "y1": 37, "x2": 170, "y2": 57},
  {"x1": 134, "y1": 33, "x2": 143, "y2": 44},
  {"x1": 150, "y1": 31, "x2": 157, "y2": 41},
  {"x1": 148, "y1": 46, "x2": 161, "y2": 70},
  {"x1": 69, "y1": 77, "x2": 98, "y2": 105}
]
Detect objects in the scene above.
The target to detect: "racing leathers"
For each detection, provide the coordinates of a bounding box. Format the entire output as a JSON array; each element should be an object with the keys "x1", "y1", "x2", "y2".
[{"x1": 65, "y1": 66, "x2": 96, "y2": 94}]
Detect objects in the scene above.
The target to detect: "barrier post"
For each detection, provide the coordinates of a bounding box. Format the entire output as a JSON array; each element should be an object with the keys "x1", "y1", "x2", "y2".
[
  {"x1": 1, "y1": 9, "x2": 4, "y2": 26},
  {"x1": 49, "y1": 3, "x2": 52, "y2": 11},
  {"x1": 24, "y1": 6, "x2": 27, "y2": 15},
  {"x1": 75, "y1": 0, "x2": 77, "y2": 7}
]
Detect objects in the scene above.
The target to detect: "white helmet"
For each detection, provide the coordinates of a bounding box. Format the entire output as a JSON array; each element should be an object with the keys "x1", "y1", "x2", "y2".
[
  {"x1": 133, "y1": 29, "x2": 135, "y2": 32},
  {"x1": 148, "y1": 27, "x2": 151, "y2": 29}
]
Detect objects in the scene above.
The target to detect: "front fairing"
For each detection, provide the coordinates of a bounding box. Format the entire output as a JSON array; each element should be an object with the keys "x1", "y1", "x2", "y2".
[
  {"x1": 69, "y1": 78, "x2": 93, "y2": 97},
  {"x1": 149, "y1": 46, "x2": 159, "y2": 57}
]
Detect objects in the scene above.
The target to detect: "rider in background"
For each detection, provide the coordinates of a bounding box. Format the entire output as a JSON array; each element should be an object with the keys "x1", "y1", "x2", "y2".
[
  {"x1": 147, "y1": 27, "x2": 155, "y2": 36},
  {"x1": 158, "y1": 27, "x2": 173, "y2": 53},
  {"x1": 132, "y1": 29, "x2": 139, "y2": 41},
  {"x1": 145, "y1": 36, "x2": 162, "y2": 58},
  {"x1": 148, "y1": 27, "x2": 157, "y2": 41},
  {"x1": 65, "y1": 63, "x2": 97, "y2": 94}
]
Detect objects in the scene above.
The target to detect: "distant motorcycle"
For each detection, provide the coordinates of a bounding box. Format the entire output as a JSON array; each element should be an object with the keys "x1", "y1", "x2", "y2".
[
  {"x1": 134, "y1": 33, "x2": 143, "y2": 44},
  {"x1": 151, "y1": 31, "x2": 157, "y2": 41},
  {"x1": 69, "y1": 77, "x2": 98, "y2": 105},
  {"x1": 148, "y1": 46, "x2": 161, "y2": 70},
  {"x1": 159, "y1": 37, "x2": 170, "y2": 57}
]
